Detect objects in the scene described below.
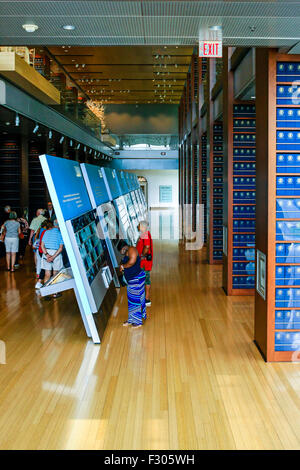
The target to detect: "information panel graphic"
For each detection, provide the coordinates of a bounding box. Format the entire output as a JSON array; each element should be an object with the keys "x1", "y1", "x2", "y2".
[{"x1": 44, "y1": 154, "x2": 92, "y2": 220}]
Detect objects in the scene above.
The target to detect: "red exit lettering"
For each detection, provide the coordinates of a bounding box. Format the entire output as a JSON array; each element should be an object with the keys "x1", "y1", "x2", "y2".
[{"x1": 200, "y1": 41, "x2": 222, "y2": 58}]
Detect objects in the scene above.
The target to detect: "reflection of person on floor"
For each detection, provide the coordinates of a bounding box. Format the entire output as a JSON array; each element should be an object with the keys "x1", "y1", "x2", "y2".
[
  {"x1": 40, "y1": 220, "x2": 64, "y2": 299},
  {"x1": 136, "y1": 220, "x2": 153, "y2": 307},
  {"x1": 119, "y1": 241, "x2": 146, "y2": 328}
]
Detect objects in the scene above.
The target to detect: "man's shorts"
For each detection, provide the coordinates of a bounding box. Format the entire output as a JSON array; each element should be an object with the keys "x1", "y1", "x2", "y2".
[
  {"x1": 142, "y1": 268, "x2": 151, "y2": 285},
  {"x1": 41, "y1": 249, "x2": 63, "y2": 272}
]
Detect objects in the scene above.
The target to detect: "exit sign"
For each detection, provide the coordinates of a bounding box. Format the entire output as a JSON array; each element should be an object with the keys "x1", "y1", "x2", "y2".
[{"x1": 199, "y1": 41, "x2": 222, "y2": 58}]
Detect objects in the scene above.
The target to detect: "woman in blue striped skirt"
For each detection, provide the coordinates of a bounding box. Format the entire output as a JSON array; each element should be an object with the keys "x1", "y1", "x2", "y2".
[{"x1": 119, "y1": 241, "x2": 146, "y2": 328}]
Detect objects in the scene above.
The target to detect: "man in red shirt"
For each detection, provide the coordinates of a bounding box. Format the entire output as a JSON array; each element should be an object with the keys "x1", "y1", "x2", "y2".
[{"x1": 136, "y1": 220, "x2": 153, "y2": 307}]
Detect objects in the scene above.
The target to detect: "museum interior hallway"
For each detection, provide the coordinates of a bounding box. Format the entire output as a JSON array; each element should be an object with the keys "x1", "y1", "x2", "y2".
[{"x1": 0, "y1": 234, "x2": 300, "y2": 450}]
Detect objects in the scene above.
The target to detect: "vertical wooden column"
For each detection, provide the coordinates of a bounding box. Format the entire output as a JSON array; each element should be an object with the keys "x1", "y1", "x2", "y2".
[
  {"x1": 255, "y1": 49, "x2": 300, "y2": 361},
  {"x1": 222, "y1": 47, "x2": 234, "y2": 293}
]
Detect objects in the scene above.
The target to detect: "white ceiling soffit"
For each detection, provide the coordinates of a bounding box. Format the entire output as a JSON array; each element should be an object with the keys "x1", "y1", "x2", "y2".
[{"x1": 0, "y1": 1, "x2": 300, "y2": 48}]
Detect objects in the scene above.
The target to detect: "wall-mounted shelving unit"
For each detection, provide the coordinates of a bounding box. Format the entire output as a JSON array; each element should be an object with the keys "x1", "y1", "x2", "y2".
[
  {"x1": 210, "y1": 122, "x2": 223, "y2": 263},
  {"x1": 255, "y1": 50, "x2": 300, "y2": 362},
  {"x1": 201, "y1": 132, "x2": 208, "y2": 243},
  {"x1": 0, "y1": 136, "x2": 21, "y2": 211},
  {"x1": 231, "y1": 104, "x2": 256, "y2": 293}
]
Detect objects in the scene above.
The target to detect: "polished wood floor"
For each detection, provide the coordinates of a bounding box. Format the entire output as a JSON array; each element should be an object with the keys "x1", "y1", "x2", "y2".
[{"x1": 0, "y1": 240, "x2": 300, "y2": 450}]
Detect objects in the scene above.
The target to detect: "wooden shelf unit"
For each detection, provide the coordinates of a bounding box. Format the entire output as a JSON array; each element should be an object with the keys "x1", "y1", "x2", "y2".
[
  {"x1": 231, "y1": 104, "x2": 256, "y2": 294},
  {"x1": 255, "y1": 50, "x2": 300, "y2": 362},
  {"x1": 28, "y1": 140, "x2": 47, "y2": 214},
  {"x1": 209, "y1": 121, "x2": 224, "y2": 263},
  {"x1": 0, "y1": 135, "x2": 21, "y2": 211},
  {"x1": 200, "y1": 132, "x2": 208, "y2": 243}
]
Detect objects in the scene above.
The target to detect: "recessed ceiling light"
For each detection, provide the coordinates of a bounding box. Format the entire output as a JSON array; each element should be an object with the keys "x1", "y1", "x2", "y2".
[
  {"x1": 209, "y1": 25, "x2": 222, "y2": 31},
  {"x1": 22, "y1": 24, "x2": 39, "y2": 33},
  {"x1": 63, "y1": 25, "x2": 75, "y2": 30}
]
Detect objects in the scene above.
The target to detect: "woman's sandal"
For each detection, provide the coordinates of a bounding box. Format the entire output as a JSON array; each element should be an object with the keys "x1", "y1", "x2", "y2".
[{"x1": 123, "y1": 321, "x2": 130, "y2": 326}]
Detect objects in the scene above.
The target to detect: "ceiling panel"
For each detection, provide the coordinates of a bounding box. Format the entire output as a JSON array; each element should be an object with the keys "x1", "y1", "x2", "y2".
[
  {"x1": 0, "y1": 1, "x2": 299, "y2": 47},
  {"x1": 46, "y1": 45, "x2": 193, "y2": 104}
]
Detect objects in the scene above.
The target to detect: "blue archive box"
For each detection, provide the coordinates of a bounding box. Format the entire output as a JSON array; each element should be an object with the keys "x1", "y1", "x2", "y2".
[
  {"x1": 276, "y1": 221, "x2": 300, "y2": 241},
  {"x1": 275, "y1": 332, "x2": 300, "y2": 351},
  {"x1": 233, "y1": 148, "x2": 256, "y2": 161},
  {"x1": 232, "y1": 262, "x2": 255, "y2": 275},
  {"x1": 276, "y1": 154, "x2": 300, "y2": 173},
  {"x1": 277, "y1": 108, "x2": 300, "y2": 128},
  {"x1": 276, "y1": 86, "x2": 300, "y2": 106},
  {"x1": 275, "y1": 332, "x2": 285, "y2": 351},
  {"x1": 276, "y1": 131, "x2": 300, "y2": 151},
  {"x1": 277, "y1": 62, "x2": 300, "y2": 82},
  {"x1": 276, "y1": 198, "x2": 300, "y2": 218}
]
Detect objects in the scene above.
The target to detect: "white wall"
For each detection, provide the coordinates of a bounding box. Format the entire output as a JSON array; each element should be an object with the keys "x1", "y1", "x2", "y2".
[
  {"x1": 127, "y1": 169, "x2": 178, "y2": 209},
  {"x1": 128, "y1": 169, "x2": 179, "y2": 239}
]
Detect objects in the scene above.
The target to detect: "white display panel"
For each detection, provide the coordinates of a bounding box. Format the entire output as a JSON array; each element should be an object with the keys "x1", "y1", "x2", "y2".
[
  {"x1": 124, "y1": 193, "x2": 139, "y2": 242},
  {"x1": 80, "y1": 163, "x2": 121, "y2": 285},
  {"x1": 39, "y1": 154, "x2": 116, "y2": 344},
  {"x1": 130, "y1": 191, "x2": 143, "y2": 222},
  {"x1": 114, "y1": 196, "x2": 136, "y2": 245}
]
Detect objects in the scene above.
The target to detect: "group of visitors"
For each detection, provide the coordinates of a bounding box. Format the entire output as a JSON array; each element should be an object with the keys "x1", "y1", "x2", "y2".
[
  {"x1": 0, "y1": 205, "x2": 30, "y2": 272},
  {"x1": 0, "y1": 202, "x2": 65, "y2": 298},
  {"x1": 119, "y1": 220, "x2": 153, "y2": 329},
  {"x1": 1, "y1": 202, "x2": 154, "y2": 318}
]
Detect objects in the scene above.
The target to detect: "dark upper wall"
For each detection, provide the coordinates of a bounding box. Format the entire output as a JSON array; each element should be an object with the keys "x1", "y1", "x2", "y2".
[{"x1": 104, "y1": 104, "x2": 178, "y2": 135}]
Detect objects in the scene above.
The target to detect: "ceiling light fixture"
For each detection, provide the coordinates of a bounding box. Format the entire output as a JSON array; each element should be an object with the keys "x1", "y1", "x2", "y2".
[
  {"x1": 59, "y1": 136, "x2": 64, "y2": 144},
  {"x1": 15, "y1": 114, "x2": 20, "y2": 126},
  {"x1": 63, "y1": 25, "x2": 75, "y2": 30},
  {"x1": 209, "y1": 25, "x2": 222, "y2": 31},
  {"x1": 48, "y1": 130, "x2": 52, "y2": 139},
  {"x1": 22, "y1": 24, "x2": 39, "y2": 33}
]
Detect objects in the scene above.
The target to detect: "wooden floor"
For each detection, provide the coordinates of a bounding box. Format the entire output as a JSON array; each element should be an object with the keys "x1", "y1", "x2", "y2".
[{"x1": 0, "y1": 240, "x2": 300, "y2": 450}]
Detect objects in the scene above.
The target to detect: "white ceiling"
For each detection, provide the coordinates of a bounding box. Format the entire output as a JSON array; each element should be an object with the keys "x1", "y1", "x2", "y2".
[{"x1": 0, "y1": 1, "x2": 299, "y2": 48}]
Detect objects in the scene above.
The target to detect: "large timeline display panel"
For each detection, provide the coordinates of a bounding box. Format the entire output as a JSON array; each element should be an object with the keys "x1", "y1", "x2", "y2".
[
  {"x1": 102, "y1": 167, "x2": 136, "y2": 246},
  {"x1": 232, "y1": 104, "x2": 256, "y2": 291},
  {"x1": 72, "y1": 210, "x2": 109, "y2": 286},
  {"x1": 39, "y1": 155, "x2": 115, "y2": 344},
  {"x1": 80, "y1": 162, "x2": 123, "y2": 271},
  {"x1": 274, "y1": 61, "x2": 300, "y2": 353},
  {"x1": 116, "y1": 170, "x2": 139, "y2": 242}
]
